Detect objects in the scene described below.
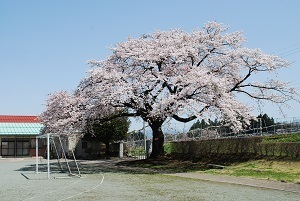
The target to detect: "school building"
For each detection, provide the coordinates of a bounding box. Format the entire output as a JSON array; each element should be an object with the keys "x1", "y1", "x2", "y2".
[{"x1": 0, "y1": 115, "x2": 44, "y2": 157}]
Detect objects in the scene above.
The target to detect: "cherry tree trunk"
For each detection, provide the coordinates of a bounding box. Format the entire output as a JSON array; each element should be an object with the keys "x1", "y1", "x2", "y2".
[
  {"x1": 105, "y1": 142, "x2": 110, "y2": 157},
  {"x1": 149, "y1": 121, "x2": 164, "y2": 158}
]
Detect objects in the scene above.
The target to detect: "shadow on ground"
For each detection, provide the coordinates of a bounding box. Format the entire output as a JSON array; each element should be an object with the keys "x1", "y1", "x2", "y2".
[
  {"x1": 16, "y1": 154, "x2": 262, "y2": 175},
  {"x1": 15, "y1": 157, "x2": 210, "y2": 175}
]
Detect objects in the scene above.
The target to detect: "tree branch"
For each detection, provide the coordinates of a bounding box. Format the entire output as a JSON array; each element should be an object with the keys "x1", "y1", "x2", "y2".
[
  {"x1": 172, "y1": 105, "x2": 210, "y2": 123},
  {"x1": 172, "y1": 114, "x2": 197, "y2": 123},
  {"x1": 230, "y1": 68, "x2": 252, "y2": 92},
  {"x1": 197, "y1": 48, "x2": 216, "y2": 67},
  {"x1": 91, "y1": 111, "x2": 138, "y2": 124}
]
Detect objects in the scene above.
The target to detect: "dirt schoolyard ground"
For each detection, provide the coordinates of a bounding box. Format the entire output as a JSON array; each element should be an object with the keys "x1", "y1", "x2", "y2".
[{"x1": 0, "y1": 157, "x2": 300, "y2": 201}]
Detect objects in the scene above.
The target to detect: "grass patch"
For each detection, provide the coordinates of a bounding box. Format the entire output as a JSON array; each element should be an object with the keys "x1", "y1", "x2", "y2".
[
  {"x1": 117, "y1": 156, "x2": 208, "y2": 173},
  {"x1": 264, "y1": 133, "x2": 300, "y2": 142},
  {"x1": 118, "y1": 154, "x2": 300, "y2": 183},
  {"x1": 164, "y1": 143, "x2": 172, "y2": 155},
  {"x1": 201, "y1": 159, "x2": 300, "y2": 183}
]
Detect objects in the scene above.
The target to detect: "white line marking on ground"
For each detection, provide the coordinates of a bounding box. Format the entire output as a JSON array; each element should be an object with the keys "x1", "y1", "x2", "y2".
[
  {"x1": 58, "y1": 174, "x2": 105, "y2": 201},
  {"x1": 22, "y1": 179, "x2": 81, "y2": 201}
]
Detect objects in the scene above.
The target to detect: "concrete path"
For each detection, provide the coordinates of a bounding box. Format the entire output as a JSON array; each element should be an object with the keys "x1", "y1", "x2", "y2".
[{"x1": 167, "y1": 172, "x2": 300, "y2": 193}]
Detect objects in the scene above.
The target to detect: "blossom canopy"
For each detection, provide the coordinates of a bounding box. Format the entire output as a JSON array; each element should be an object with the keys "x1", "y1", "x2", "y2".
[{"x1": 40, "y1": 22, "x2": 298, "y2": 157}]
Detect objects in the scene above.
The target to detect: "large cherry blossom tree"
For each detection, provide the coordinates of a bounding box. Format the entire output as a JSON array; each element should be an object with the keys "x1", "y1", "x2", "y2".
[{"x1": 42, "y1": 22, "x2": 299, "y2": 158}]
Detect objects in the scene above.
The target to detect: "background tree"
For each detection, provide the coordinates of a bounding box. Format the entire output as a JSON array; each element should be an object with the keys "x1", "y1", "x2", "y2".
[
  {"x1": 190, "y1": 119, "x2": 215, "y2": 130},
  {"x1": 127, "y1": 130, "x2": 146, "y2": 142},
  {"x1": 83, "y1": 113, "x2": 130, "y2": 157},
  {"x1": 190, "y1": 114, "x2": 276, "y2": 136},
  {"x1": 39, "y1": 90, "x2": 115, "y2": 138},
  {"x1": 248, "y1": 113, "x2": 275, "y2": 134},
  {"x1": 39, "y1": 91, "x2": 85, "y2": 136}
]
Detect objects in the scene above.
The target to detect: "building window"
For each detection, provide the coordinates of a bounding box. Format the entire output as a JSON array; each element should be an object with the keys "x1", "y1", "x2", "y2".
[
  {"x1": 1, "y1": 138, "x2": 31, "y2": 156},
  {"x1": 16, "y1": 139, "x2": 30, "y2": 156},
  {"x1": 1, "y1": 138, "x2": 15, "y2": 156}
]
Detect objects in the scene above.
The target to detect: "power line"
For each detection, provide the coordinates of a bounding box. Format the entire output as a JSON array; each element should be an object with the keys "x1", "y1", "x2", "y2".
[
  {"x1": 271, "y1": 43, "x2": 300, "y2": 54},
  {"x1": 278, "y1": 48, "x2": 300, "y2": 57},
  {"x1": 268, "y1": 43, "x2": 300, "y2": 59}
]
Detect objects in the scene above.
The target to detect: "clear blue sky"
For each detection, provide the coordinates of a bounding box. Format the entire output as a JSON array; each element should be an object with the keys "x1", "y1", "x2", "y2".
[{"x1": 1, "y1": 0, "x2": 300, "y2": 131}]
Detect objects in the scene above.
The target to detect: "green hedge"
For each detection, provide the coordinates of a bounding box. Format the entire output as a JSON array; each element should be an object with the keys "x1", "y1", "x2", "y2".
[
  {"x1": 259, "y1": 142, "x2": 300, "y2": 157},
  {"x1": 169, "y1": 137, "x2": 300, "y2": 158}
]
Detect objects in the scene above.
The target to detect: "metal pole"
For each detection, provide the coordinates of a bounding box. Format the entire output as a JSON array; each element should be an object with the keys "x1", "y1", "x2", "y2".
[
  {"x1": 51, "y1": 138, "x2": 63, "y2": 172},
  {"x1": 36, "y1": 137, "x2": 38, "y2": 173},
  {"x1": 47, "y1": 133, "x2": 50, "y2": 179},
  {"x1": 71, "y1": 150, "x2": 81, "y2": 176},
  {"x1": 143, "y1": 121, "x2": 146, "y2": 158},
  {"x1": 274, "y1": 119, "x2": 276, "y2": 134},
  {"x1": 119, "y1": 141, "x2": 123, "y2": 158},
  {"x1": 258, "y1": 118, "x2": 262, "y2": 136},
  {"x1": 58, "y1": 136, "x2": 72, "y2": 175}
]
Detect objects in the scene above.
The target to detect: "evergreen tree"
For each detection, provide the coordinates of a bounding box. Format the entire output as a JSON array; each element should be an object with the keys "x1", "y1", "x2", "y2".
[
  {"x1": 248, "y1": 113, "x2": 275, "y2": 133},
  {"x1": 189, "y1": 119, "x2": 217, "y2": 130},
  {"x1": 84, "y1": 112, "x2": 130, "y2": 157}
]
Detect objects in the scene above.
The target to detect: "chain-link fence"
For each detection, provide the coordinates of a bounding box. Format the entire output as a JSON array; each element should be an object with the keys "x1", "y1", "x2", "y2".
[
  {"x1": 122, "y1": 118, "x2": 300, "y2": 159},
  {"x1": 165, "y1": 118, "x2": 300, "y2": 142},
  {"x1": 123, "y1": 130, "x2": 150, "y2": 159}
]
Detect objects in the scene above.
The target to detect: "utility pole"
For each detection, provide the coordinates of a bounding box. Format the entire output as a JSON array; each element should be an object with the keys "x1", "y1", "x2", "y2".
[{"x1": 258, "y1": 118, "x2": 263, "y2": 136}]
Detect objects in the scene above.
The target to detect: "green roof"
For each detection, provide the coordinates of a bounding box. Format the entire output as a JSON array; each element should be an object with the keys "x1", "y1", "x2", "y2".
[{"x1": 0, "y1": 123, "x2": 44, "y2": 136}]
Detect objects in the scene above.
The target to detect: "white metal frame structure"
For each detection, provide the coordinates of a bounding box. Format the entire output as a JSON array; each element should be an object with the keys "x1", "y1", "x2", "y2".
[{"x1": 36, "y1": 133, "x2": 81, "y2": 179}]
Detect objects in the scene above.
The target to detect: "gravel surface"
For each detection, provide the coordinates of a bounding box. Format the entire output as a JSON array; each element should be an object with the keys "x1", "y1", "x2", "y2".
[{"x1": 0, "y1": 158, "x2": 300, "y2": 201}]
